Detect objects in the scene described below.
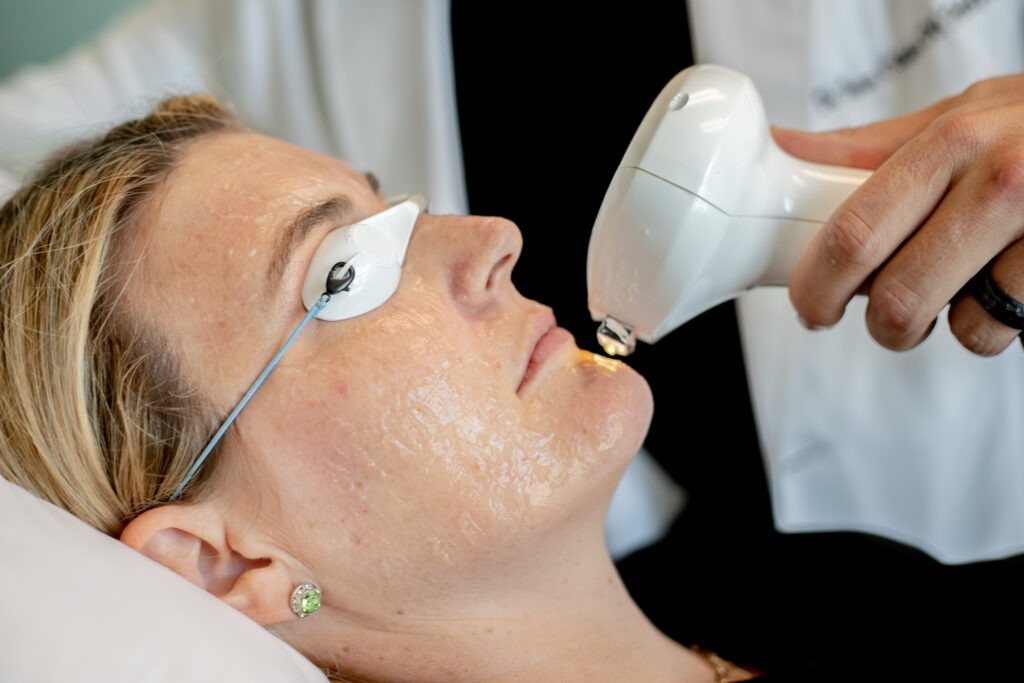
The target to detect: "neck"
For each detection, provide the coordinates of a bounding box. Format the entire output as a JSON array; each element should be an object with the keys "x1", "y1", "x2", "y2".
[{"x1": 296, "y1": 533, "x2": 718, "y2": 682}]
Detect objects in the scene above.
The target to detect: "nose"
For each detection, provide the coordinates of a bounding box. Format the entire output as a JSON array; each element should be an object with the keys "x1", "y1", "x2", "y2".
[{"x1": 413, "y1": 213, "x2": 523, "y2": 310}]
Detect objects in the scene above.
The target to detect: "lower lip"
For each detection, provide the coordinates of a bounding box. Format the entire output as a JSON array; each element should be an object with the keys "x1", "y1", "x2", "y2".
[{"x1": 520, "y1": 326, "x2": 574, "y2": 392}]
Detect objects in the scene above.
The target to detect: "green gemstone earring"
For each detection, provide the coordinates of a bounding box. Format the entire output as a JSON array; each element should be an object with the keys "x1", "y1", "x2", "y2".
[{"x1": 290, "y1": 582, "x2": 322, "y2": 618}]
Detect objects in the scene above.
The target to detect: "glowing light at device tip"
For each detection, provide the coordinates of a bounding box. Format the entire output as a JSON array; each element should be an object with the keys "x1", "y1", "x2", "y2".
[{"x1": 595, "y1": 316, "x2": 636, "y2": 357}]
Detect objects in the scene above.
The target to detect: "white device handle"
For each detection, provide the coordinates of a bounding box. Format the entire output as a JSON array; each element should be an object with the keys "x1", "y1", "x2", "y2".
[{"x1": 586, "y1": 64, "x2": 871, "y2": 351}]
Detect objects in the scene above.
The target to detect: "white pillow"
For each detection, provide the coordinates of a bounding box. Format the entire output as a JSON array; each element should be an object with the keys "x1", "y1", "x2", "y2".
[{"x1": 0, "y1": 474, "x2": 329, "y2": 683}]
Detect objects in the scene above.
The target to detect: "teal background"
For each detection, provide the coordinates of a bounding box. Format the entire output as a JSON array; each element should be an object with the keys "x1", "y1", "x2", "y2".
[{"x1": 0, "y1": 0, "x2": 144, "y2": 81}]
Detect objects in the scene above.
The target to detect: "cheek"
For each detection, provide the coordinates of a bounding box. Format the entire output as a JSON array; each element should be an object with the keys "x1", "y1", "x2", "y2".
[
  {"x1": 245, "y1": 302, "x2": 502, "y2": 512},
  {"x1": 253, "y1": 348, "x2": 518, "y2": 567},
  {"x1": 244, "y1": 301, "x2": 654, "y2": 569},
  {"x1": 362, "y1": 347, "x2": 654, "y2": 547}
]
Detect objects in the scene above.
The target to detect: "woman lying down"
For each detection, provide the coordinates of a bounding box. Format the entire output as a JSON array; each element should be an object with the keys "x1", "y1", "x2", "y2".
[{"x1": 0, "y1": 93, "x2": 763, "y2": 682}]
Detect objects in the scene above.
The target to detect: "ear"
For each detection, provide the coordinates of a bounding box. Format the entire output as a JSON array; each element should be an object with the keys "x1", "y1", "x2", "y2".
[{"x1": 120, "y1": 503, "x2": 300, "y2": 625}]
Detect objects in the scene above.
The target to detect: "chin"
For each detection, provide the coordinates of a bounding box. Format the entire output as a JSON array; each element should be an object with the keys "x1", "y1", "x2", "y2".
[{"x1": 570, "y1": 348, "x2": 654, "y2": 459}]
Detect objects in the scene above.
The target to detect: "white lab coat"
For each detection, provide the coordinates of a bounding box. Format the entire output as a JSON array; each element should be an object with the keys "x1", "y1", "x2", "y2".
[{"x1": 688, "y1": 0, "x2": 1024, "y2": 563}]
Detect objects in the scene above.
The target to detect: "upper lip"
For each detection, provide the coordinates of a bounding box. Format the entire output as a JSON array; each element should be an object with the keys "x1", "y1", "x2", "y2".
[{"x1": 517, "y1": 307, "x2": 558, "y2": 394}]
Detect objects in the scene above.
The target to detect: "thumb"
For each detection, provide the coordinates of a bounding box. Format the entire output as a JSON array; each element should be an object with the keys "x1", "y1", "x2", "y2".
[{"x1": 770, "y1": 97, "x2": 951, "y2": 170}]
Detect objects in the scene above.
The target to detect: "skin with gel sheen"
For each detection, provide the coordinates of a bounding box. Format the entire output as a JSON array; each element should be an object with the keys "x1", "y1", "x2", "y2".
[{"x1": 128, "y1": 130, "x2": 653, "y2": 606}]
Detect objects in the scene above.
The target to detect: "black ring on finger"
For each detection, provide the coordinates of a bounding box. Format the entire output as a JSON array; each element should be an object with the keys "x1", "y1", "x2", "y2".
[{"x1": 966, "y1": 265, "x2": 1024, "y2": 331}]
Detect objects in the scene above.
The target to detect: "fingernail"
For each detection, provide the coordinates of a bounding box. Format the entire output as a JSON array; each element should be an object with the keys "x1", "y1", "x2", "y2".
[{"x1": 797, "y1": 314, "x2": 832, "y2": 331}]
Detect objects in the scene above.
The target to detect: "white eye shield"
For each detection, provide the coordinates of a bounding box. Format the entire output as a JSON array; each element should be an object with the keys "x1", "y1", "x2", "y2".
[
  {"x1": 169, "y1": 193, "x2": 427, "y2": 501},
  {"x1": 302, "y1": 193, "x2": 428, "y2": 320}
]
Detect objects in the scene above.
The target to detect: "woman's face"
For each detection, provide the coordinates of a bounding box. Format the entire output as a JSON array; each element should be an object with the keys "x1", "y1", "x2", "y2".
[{"x1": 132, "y1": 131, "x2": 653, "y2": 602}]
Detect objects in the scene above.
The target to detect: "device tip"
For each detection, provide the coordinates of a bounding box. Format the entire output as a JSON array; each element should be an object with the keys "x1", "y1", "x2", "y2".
[{"x1": 596, "y1": 316, "x2": 636, "y2": 357}]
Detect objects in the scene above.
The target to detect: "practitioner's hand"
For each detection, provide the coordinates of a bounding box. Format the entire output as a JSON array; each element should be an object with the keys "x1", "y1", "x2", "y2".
[{"x1": 775, "y1": 73, "x2": 1024, "y2": 355}]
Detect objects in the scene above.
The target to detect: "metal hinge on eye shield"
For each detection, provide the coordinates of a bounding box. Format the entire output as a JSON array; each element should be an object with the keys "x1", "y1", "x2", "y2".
[{"x1": 301, "y1": 194, "x2": 427, "y2": 321}]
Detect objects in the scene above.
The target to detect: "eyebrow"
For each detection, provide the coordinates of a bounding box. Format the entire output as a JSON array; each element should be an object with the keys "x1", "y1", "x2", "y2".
[{"x1": 267, "y1": 194, "x2": 356, "y2": 298}]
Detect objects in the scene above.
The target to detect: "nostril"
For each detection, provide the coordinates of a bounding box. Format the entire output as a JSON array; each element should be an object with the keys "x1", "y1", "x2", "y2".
[
  {"x1": 479, "y1": 219, "x2": 521, "y2": 292},
  {"x1": 452, "y1": 254, "x2": 507, "y2": 308},
  {"x1": 486, "y1": 253, "x2": 515, "y2": 290},
  {"x1": 450, "y1": 217, "x2": 521, "y2": 309}
]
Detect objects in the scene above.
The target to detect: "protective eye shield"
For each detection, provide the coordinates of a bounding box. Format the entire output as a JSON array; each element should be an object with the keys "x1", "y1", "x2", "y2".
[
  {"x1": 168, "y1": 193, "x2": 427, "y2": 501},
  {"x1": 302, "y1": 193, "x2": 428, "y2": 320}
]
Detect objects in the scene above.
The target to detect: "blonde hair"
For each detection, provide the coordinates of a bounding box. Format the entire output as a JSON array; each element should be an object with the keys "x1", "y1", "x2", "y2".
[{"x1": 0, "y1": 94, "x2": 246, "y2": 535}]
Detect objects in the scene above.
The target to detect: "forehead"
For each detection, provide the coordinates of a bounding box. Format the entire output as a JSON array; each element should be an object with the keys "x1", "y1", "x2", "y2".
[
  {"x1": 129, "y1": 131, "x2": 379, "y2": 356},
  {"x1": 168, "y1": 131, "x2": 370, "y2": 216},
  {"x1": 135, "y1": 131, "x2": 373, "y2": 298}
]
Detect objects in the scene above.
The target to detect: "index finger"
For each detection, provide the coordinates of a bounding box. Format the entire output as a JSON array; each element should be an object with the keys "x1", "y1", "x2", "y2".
[{"x1": 788, "y1": 120, "x2": 958, "y2": 328}]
